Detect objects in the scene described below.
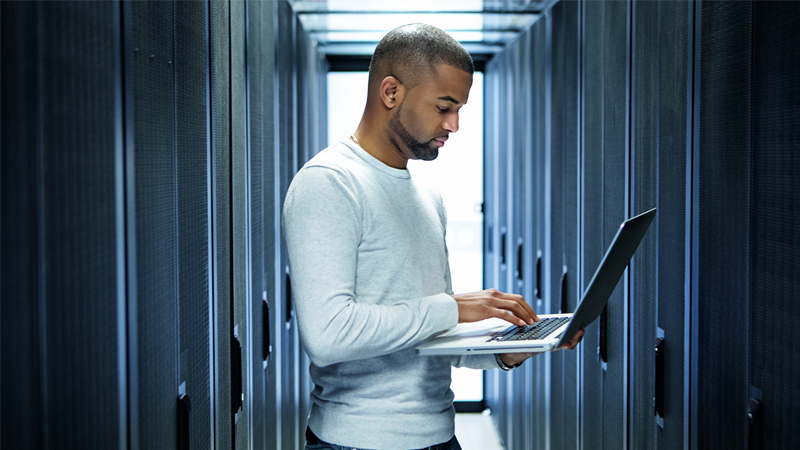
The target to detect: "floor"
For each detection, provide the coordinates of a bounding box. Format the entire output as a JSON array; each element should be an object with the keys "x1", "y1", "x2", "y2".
[{"x1": 454, "y1": 412, "x2": 505, "y2": 450}]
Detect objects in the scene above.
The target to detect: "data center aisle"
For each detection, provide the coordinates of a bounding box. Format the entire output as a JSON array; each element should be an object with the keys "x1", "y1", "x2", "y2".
[{"x1": 455, "y1": 413, "x2": 505, "y2": 450}]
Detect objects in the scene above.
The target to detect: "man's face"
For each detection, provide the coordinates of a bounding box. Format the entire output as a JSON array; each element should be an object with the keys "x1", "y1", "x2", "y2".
[{"x1": 388, "y1": 64, "x2": 473, "y2": 162}]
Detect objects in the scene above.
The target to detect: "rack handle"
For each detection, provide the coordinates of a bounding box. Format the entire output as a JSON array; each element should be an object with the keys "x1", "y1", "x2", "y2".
[
  {"x1": 262, "y1": 298, "x2": 272, "y2": 362},
  {"x1": 655, "y1": 330, "x2": 665, "y2": 425},
  {"x1": 597, "y1": 306, "x2": 608, "y2": 365},
  {"x1": 177, "y1": 393, "x2": 191, "y2": 450},
  {"x1": 535, "y1": 253, "x2": 542, "y2": 299},
  {"x1": 231, "y1": 335, "x2": 243, "y2": 414}
]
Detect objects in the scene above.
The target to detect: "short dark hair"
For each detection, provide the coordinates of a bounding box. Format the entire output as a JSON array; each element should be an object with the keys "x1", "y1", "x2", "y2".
[{"x1": 368, "y1": 23, "x2": 474, "y2": 91}]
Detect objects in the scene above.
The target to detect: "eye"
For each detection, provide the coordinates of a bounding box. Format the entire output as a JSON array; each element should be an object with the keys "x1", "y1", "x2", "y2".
[{"x1": 437, "y1": 106, "x2": 448, "y2": 113}]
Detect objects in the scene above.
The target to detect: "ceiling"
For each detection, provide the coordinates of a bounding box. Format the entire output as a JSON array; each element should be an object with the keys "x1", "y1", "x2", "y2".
[{"x1": 290, "y1": 0, "x2": 558, "y2": 65}]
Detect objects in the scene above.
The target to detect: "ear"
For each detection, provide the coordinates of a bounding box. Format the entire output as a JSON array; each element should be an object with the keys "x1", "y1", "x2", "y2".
[{"x1": 379, "y1": 76, "x2": 404, "y2": 109}]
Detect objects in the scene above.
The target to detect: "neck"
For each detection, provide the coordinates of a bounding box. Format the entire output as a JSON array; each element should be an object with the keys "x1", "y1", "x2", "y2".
[{"x1": 352, "y1": 117, "x2": 409, "y2": 169}]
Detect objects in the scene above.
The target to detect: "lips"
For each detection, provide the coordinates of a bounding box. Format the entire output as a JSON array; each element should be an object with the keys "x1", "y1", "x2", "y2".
[{"x1": 433, "y1": 137, "x2": 448, "y2": 147}]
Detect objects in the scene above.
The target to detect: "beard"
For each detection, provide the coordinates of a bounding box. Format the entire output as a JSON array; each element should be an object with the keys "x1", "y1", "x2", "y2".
[{"x1": 388, "y1": 105, "x2": 439, "y2": 161}]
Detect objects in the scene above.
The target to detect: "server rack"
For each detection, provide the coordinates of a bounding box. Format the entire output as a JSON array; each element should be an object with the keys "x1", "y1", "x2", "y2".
[
  {"x1": 483, "y1": 1, "x2": 800, "y2": 449},
  {"x1": 1, "y1": 1, "x2": 322, "y2": 449}
]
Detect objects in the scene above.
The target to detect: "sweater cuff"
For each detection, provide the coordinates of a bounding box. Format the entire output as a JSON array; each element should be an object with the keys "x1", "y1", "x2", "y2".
[{"x1": 426, "y1": 293, "x2": 459, "y2": 333}]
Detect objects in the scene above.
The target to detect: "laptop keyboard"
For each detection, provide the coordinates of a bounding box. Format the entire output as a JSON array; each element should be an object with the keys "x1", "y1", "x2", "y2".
[{"x1": 487, "y1": 317, "x2": 570, "y2": 342}]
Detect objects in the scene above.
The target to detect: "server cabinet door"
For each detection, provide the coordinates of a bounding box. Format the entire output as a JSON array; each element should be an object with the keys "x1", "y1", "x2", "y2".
[
  {"x1": 483, "y1": 50, "x2": 512, "y2": 447},
  {"x1": 507, "y1": 35, "x2": 529, "y2": 450},
  {"x1": 1, "y1": 3, "x2": 121, "y2": 448},
  {"x1": 483, "y1": 67, "x2": 501, "y2": 421},
  {"x1": 630, "y1": 1, "x2": 691, "y2": 449},
  {"x1": 748, "y1": 3, "x2": 800, "y2": 448},
  {"x1": 230, "y1": 0, "x2": 252, "y2": 446},
  {"x1": 127, "y1": 2, "x2": 182, "y2": 446},
  {"x1": 581, "y1": 1, "x2": 630, "y2": 448},
  {"x1": 175, "y1": 1, "x2": 214, "y2": 448},
  {"x1": 209, "y1": 0, "x2": 236, "y2": 446},
  {"x1": 276, "y1": 2, "x2": 300, "y2": 449},
  {"x1": 695, "y1": 2, "x2": 753, "y2": 448},
  {"x1": 484, "y1": 71, "x2": 499, "y2": 305},
  {"x1": 245, "y1": 0, "x2": 278, "y2": 448},
  {"x1": 529, "y1": 17, "x2": 553, "y2": 450},
  {"x1": 548, "y1": 2, "x2": 582, "y2": 449}
]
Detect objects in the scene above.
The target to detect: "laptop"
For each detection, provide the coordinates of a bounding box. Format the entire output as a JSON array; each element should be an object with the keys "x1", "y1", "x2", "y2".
[{"x1": 416, "y1": 208, "x2": 656, "y2": 356}]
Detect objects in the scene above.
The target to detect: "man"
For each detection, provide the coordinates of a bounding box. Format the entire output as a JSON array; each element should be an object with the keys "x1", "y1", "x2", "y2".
[{"x1": 283, "y1": 23, "x2": 584, "y2": 450}]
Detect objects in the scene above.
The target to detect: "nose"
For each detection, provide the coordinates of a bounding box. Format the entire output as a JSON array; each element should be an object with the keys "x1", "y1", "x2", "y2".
[{"x1": 443, "y1": 112, "x2": 459, "y2": 133}]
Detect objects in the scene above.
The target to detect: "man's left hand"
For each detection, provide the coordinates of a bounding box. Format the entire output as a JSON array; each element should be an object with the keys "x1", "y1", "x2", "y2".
[
  {"x1": 559, "y1": 328, "x2": 585, "y2": 350},
  {"x1": 498, "y1": 351, "x2": 539, "y2": 367}
]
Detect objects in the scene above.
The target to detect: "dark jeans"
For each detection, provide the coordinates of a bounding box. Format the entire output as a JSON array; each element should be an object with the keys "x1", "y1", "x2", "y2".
[{"x1": 304, "y1": 427, "x2": 463, "y2": 450}]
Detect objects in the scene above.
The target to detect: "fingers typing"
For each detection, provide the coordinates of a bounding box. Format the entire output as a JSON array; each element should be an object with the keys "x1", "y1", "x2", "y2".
[{"x1": 454, "y1": 289, "x2": 539, "y2": 326}]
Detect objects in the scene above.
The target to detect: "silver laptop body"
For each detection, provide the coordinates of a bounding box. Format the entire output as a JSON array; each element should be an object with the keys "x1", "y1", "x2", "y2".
[{"x1": 416, "y1": 208, "x2": 656, "y2": 356}]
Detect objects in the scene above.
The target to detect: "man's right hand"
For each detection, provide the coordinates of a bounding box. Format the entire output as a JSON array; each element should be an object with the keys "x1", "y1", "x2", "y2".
[{"x1": 452, "y1": 289, "x2": 539, "y2": 326}]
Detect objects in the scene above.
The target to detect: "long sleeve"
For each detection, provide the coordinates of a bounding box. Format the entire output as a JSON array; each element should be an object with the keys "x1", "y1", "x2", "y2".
[{"x1": 283, "y1": 166, "x2": 458, "y2": 368}]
